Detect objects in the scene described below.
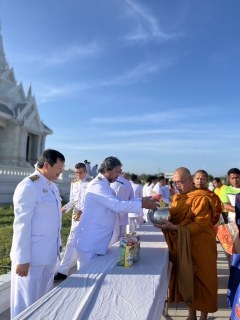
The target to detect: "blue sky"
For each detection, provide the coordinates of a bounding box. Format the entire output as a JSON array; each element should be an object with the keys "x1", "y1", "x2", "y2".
[{"x1": 1, "y1": 0, "x2": 240, "y2": 176}]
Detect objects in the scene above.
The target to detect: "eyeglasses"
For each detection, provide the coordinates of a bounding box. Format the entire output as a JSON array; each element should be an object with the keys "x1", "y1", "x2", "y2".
[{"x1": 173, "y1": 176, "x2": 191, "y2": 187}]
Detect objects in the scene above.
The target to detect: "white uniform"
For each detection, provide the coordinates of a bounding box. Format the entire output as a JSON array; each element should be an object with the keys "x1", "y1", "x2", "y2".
[
  {"x1": 74, "y1": 173, "x2": 142, "y2": 268},
  {"x1": 10, "y1": 170, "x2": 62, "y2": 319},
  {"x1": 142, "y1": 182, "x2": 154, "y2": 221},
  {"x1": 117, "y1": 175, "x2": 134, "y2": 237},
  {"x1": 109, "y1": 181, "x2": 125, "y2": 246},
  {"x1": 92, "y1": 165, "x2": 98, "y2": 178},
  {"x1": 152, "y1": 182, "x2": 163, "y2": 196},
  {"x1": 58, "y1": 177, "x2": 89, "y2": 275},
  {"x1": 128, "y1": 182, "x2": 144, "y2": 232},
  {"x1": 85, "y1": 163, "x2": 91, "y2": 177},
  {"x1": 162, "y1": 185, "x2": 171, "y2": 204}
]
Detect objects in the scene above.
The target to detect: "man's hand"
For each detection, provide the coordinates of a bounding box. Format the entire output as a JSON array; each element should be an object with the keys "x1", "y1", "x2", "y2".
[
  {"x1": 154, "y1": 220, "x2": 177, "y2": 231},
  {"x1": 61, "y1": 206, "x2": 66, "y2": 213},
  {"x1": 223, "y1": 203, "x2": 235, "y2": 213},
  {"x1": 73, "y1": 210, "x2": 82, "y2": 221},
  {"x1": 16, "y1": 263, "x2": 30, "y2": 277},
  {"x1": 141, "y1": 197, "x2": 158, "y2": 210}
]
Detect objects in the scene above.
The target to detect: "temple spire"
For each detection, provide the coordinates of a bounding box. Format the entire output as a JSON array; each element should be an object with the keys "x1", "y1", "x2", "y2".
[
  {"x1": 27, "y1": 83, "x2": 32, "y2": 100},
  {"x1": 0, "y1": 23, "x2": 8, "y2": 73}
]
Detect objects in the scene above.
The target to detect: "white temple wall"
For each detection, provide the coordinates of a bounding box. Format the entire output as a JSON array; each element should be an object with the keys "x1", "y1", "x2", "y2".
[{"x1": 0, "y1": 165, "x2": 75, "y2": 204}]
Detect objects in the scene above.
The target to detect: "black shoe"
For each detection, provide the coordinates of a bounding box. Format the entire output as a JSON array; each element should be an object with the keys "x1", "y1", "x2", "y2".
[{"x1": 54, "y1": 272, "x2": 67, "y2": 281}]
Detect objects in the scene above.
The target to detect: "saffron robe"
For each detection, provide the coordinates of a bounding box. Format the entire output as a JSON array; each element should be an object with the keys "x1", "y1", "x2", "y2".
[{"x1": 163, "y1": 189, "x2": 218, "y2": 313}]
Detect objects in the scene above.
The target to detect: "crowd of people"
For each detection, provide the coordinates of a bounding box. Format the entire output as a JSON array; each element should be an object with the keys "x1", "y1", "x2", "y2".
[{"x1": 10, "y1": 148, "x2": 240, "y2": 319}]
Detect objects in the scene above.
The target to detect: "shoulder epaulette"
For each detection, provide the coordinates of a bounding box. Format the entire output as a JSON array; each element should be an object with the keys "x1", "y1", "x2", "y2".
[
  {"x1": 98, "y1": 176, "x2": 102, "y2": 180},
  {"x1": 72, "y1": 179, "x2": 79, "y2": 183},
  {"x1": 29, "y1": 175, "x2": 39, "y2": 182},
  {"x1": 87, "y1": 178, "x2": 92, "y2": 182}
]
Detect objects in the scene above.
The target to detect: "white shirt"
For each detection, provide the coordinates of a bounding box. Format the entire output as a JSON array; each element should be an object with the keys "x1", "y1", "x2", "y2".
[
  {"x1": 143, "y1": 183, "x2": 154, "y2": 197},
  {"x1": 152, "y1": 183, "x2": 163, "y2": 196},
  {"x1": 129, "y1": 181, "x2": 143, "y2": 218},
  {"x1": 117, "y1": 175, "x2": 134, "y2": 225},
  {"x1": 110, "y1": 181, "x2": 125, "y2": 237},
  {"x1": 74, "y1": 173, "x2": 142, "y2": 255},
  {"x1": 161, "y1": 185, "x2": 171, "y2": 204}
]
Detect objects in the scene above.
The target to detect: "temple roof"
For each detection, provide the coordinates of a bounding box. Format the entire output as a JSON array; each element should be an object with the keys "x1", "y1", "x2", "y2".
[{"x1": 0, "y1": 103, "x2": 13, "y2": 116}]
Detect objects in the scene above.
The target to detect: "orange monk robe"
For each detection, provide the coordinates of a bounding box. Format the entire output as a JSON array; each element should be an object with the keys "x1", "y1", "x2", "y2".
[
  {"x1": 205, "y1": 188, "x2": 222, "y2": 226},
  {"x1": 163, "y1": 189, "x2": 218, "y2": 313}
]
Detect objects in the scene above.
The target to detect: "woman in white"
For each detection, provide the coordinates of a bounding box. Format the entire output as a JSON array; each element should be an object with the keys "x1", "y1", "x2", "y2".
[{"x1": 128, "y1": 174, "x2": 144, "y2": 232}]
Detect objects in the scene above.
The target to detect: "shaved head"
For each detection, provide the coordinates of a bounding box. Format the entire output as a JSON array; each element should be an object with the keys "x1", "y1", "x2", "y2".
[
  {"x1": 174, "y1": 167, "x2": 191, "y2": 178},
  {"x1": 194, "y1": 170, "x2": 208, "y2": 179},
  {"x1": 173, "y1": 167, "x2": 193, "y2": 194}
]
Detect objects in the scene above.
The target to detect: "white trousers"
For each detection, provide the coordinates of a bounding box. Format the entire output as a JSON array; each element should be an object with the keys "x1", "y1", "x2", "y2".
[
  {"x1": 108, "y1": 235, "x2": 120, "y2": 247},
  {"x1": 119, "y1": 225, "x2": 127, "y2": 238},
  {"x1": 127, "y1": 216, "x2": 144, "y2": 233},
  {"x1": 58, "y1": 226, "x2": 77, "y2": 275},
  {"x1": 11, "y1": 263, "x2": 56, "y2": 319},
  {"x1": 76, "y1": 250, "x2": 98, "y2": 270}
]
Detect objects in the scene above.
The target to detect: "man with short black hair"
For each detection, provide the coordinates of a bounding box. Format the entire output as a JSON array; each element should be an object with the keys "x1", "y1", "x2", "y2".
[
  {"x1": 54, "y1": 163, "x2": 89, "y2": 280},
  {"x1": 222, "y1": 168, "x2": 240, "y2": 223},
  {"x1": 74, "y1": 156, "x2": 157, "y2": 269},
  {"x1": 10, "y1": 149, "x2": 65, "y2": 318}
]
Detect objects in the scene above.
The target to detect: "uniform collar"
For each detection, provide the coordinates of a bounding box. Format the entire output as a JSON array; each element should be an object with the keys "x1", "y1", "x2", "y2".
[
  {"x1": 35, "y1": 169, "x2": 52, "y2": 185},
  {"x1": 97, "y1": 173, "x2": 110, "y2": 185}
]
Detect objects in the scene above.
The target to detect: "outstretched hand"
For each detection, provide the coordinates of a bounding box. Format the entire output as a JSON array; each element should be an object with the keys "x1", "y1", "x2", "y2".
[
  {"x1": 141, "y1": 197, "x2": 158, "y2": 210},
  {"x1": 154, "y1": 220, "x2": 177, "y2": 230}
]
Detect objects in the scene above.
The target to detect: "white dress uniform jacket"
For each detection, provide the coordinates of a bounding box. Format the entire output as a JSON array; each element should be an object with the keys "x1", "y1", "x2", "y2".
[
  {"x1": 11, "y1": 170, "x2": 62, "y2": 265},
  {"x1": 117, "y1": 175, "x2": 134, "y2": 226},
  {"x1": 10, "y1": 170, "x2": 62, "y2": 318},
  {"x1": 128, "y1": 182, "x2": 143, "y2": 218},
  {"x1": 109, "y1": 181, "x2": 125, "y2": 246},
  {"x1": 74, "y1": 173, "x2": 142, "y2": 255}
]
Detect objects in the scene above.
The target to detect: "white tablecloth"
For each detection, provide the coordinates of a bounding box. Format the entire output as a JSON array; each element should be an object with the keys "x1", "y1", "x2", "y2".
[{"x1": 14, "y1": 223, "x2": 171, "y2": 320}]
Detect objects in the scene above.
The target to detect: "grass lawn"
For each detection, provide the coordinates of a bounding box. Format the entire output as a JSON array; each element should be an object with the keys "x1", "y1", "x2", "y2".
[{"x1": 0, "y1": 204, "x2": 72, "y2": 275}]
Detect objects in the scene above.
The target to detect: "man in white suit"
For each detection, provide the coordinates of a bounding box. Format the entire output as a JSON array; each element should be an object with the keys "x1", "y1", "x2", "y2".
[
  {"x1": 74, "y1": 156, "x2": 157, "y2": 269},
  {"x1": 117, "y1": 173, "x2": 134, "y2": 237},
  {"x1": 10, "y1": 149, "x2": 65, "y2": 319},
  {"x1": 128, "y1": 174, "x2": 144, "y2": 232},
  {"x1": 54, "y1": 163, "x2": 89, "y2": 280},
  {"x1": 109, "y1": 180, "x2": 125, "y2": 246}
]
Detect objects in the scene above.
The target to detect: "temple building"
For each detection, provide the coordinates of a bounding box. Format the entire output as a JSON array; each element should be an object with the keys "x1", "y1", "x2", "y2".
[
  {"x1": 0, "y1": 28, "x2": 52, "y2": 167},
  {"x1": 0, "y1": 27, "x2": 74, "y2": 203}
]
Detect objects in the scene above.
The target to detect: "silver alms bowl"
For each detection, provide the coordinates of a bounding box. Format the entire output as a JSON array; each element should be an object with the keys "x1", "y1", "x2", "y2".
[{"x1": 147, "y1": 209, "x2": 170, "y2": 225}]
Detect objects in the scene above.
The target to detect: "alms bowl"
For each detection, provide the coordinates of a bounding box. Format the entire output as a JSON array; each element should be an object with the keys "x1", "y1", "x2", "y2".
[{"x1": 147, "y1": 209, "x2": 170, "y2": 225}]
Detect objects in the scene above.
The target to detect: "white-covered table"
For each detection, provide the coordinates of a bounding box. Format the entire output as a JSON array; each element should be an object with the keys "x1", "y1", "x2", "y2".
[{"x1": 14, "y1": 223, "x2": 171, "y2": 320}]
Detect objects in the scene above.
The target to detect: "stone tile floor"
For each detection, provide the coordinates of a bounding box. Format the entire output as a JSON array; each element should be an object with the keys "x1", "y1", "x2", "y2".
[{"x1": 1, "y1": 244, "x2": 231, "y2": 320}]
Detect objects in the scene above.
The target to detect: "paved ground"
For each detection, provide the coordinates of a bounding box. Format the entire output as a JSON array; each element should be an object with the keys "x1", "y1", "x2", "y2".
[{"x1": 1, "y1": 244, "x2": 231, "y2": 320}]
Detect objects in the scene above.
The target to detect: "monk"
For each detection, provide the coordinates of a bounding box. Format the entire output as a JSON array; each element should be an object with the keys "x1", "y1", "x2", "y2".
[
  {"x1": 193, "y1": 170, "x2": 221, "y2": 226},
  {"x1": 154, "y1": 167, "x2": 218, "y2": 320}
]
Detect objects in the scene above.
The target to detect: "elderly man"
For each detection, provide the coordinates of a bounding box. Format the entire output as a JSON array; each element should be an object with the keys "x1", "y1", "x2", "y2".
[
  {"x1": 74, "y1": 156, "x2": 157, "y2": 269},
  {"x1": 154, "y1": 167, "x2": 218, "y2": 320},
  {"x1": 10, "y1": 149, "x2": 65, "y2": 319}
]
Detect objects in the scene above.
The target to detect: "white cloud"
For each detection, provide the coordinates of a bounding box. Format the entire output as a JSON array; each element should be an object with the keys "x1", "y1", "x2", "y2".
[
  {"x1": 46, "y1": 42, "x2": 100, "y2": 66},
  {"x1": 123, "y1": 0, "x2": 179, "y2": 44},
  {"x1": 9, "y1": 42, "x2": 100, "y2": 67},
  {"x1": 90, "y1": 109, "x2": 201, "y2": 124},
  {"x1": 100, "y1": 60, "x2": 174, "y2": 86}
]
